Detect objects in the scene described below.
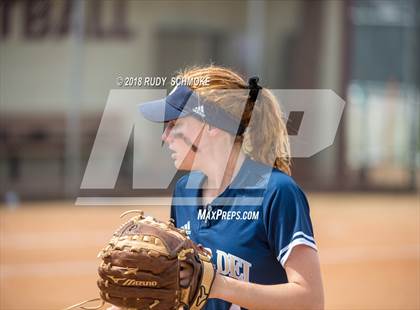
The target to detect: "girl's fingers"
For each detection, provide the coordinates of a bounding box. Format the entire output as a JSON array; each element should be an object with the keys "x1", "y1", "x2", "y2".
[{"x1": 179, "y1": 262, "x2": 193, "y2": 287}]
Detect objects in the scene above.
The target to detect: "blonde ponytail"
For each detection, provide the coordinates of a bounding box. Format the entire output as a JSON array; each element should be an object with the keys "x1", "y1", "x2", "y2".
[{"x1": 176, "y1": 65, "x2": 291, "y2": 175}]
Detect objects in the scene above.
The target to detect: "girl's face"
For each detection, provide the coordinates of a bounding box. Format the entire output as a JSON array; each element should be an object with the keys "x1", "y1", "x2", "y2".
[{"x1": 161, "y1": 116, "x2": 206, "y2": 170}]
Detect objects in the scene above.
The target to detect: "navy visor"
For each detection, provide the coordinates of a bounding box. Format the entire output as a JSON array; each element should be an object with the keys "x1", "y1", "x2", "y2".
[{"x1": 138, "y1": 85, "x2": 244, "y2": 135}]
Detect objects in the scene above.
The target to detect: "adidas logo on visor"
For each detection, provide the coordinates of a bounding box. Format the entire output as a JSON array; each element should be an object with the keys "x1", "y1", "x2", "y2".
[{"x1": 192, "y1": 105, "x2": 206, "y2": 118}]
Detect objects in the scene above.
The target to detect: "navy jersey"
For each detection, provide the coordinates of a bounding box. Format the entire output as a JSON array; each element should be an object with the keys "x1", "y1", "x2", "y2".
[{"x1": 170, "y1": 157, "x2": 317, "y2": 310}]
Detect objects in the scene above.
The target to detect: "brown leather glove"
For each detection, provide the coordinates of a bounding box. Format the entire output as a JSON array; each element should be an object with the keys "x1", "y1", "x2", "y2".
[{"x1": 97, "y1": 210, "x2": 215, "y2": 310}]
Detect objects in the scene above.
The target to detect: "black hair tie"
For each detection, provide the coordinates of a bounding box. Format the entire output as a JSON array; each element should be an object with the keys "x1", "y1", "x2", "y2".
[
  {"x1": 236, "y1": 76, "x2": 263, "y2": 136},
  {"x1": 248, "y1": 76, "x2": 262, "y2": 103}
]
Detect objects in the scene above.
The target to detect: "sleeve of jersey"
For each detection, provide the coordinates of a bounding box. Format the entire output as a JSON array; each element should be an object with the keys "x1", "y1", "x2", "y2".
[{"x1": 264, "y1": 182, "x2": 317, "y2": 267}]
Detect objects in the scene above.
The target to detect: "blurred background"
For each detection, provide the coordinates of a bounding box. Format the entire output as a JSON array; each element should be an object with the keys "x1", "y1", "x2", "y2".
[{"x1": 0, "y1": 0, "x2": 419, "y2": 309}]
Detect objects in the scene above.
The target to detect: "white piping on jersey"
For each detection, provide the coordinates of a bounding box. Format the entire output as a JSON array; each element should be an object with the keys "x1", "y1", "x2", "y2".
[
  {"x1": 229, "y1": 304, "x2": 241, "y2": 310},
  {"x1": 277, "y1": 231, "x2": 316, "y2": 258},
  {"x1": 277, "y1": 238, "x2": 318, "y2": 267},
  {"x1": 292, "y1": 231, "x2": 315, "y2": 242}
]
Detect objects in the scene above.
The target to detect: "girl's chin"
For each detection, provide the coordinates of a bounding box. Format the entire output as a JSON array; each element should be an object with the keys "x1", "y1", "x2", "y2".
[
  {"x1": 173, "y1": 158, "x2": 183, "y2": 169},
  {"x1": 173, "y1": 159, "x2": 194, "y2": 171}
]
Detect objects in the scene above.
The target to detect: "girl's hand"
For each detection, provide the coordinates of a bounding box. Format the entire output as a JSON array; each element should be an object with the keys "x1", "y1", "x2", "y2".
[{"x1": 180, "y1": 261, "x2": 194, "y2": 287}]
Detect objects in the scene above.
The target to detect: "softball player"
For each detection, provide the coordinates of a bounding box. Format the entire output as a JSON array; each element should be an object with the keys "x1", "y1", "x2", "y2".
[{"x1": 139, "y1": 66, "x2": 324, "y2": 310}]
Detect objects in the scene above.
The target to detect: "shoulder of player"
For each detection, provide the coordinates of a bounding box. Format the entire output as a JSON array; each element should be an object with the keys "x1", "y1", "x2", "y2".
[
  {"x1": 248, "y1": 159, "x2": 297, "y2": 190},
  {"x1": 237, "y1": 160, "x2": 303, "y2": 210},
  {"x1": 260, "y1": 170, "x2": 310, "y2": 225},
  {"x1": 260, "y1": 168, "x2": 306, "y2": 203},
  {"x1": 268, "y1": 168, "x2": 298, "y2": 188},
  {"x1": 242, "y1": 158, "x2": 302, "y2": 194}
]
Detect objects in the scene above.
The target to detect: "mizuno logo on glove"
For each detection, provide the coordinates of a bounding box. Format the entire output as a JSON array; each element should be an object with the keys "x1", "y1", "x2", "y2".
[{"x1": 108, "y1": 275, "x2": 158, "y2": 287}]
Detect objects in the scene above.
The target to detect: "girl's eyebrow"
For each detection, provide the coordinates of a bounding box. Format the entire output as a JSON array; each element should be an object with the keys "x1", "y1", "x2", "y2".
[
  {"x1": 166, "y1": 120, "x2": 177, "y2": 127},
  {"x1": 164, "y1": 120, "x2": 181, "y2": 132}
]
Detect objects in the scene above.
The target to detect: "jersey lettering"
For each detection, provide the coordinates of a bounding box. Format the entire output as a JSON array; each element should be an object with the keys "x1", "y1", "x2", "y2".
[{"x1": 216, "y1": 249, "x2": 252, "y2": 282}]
